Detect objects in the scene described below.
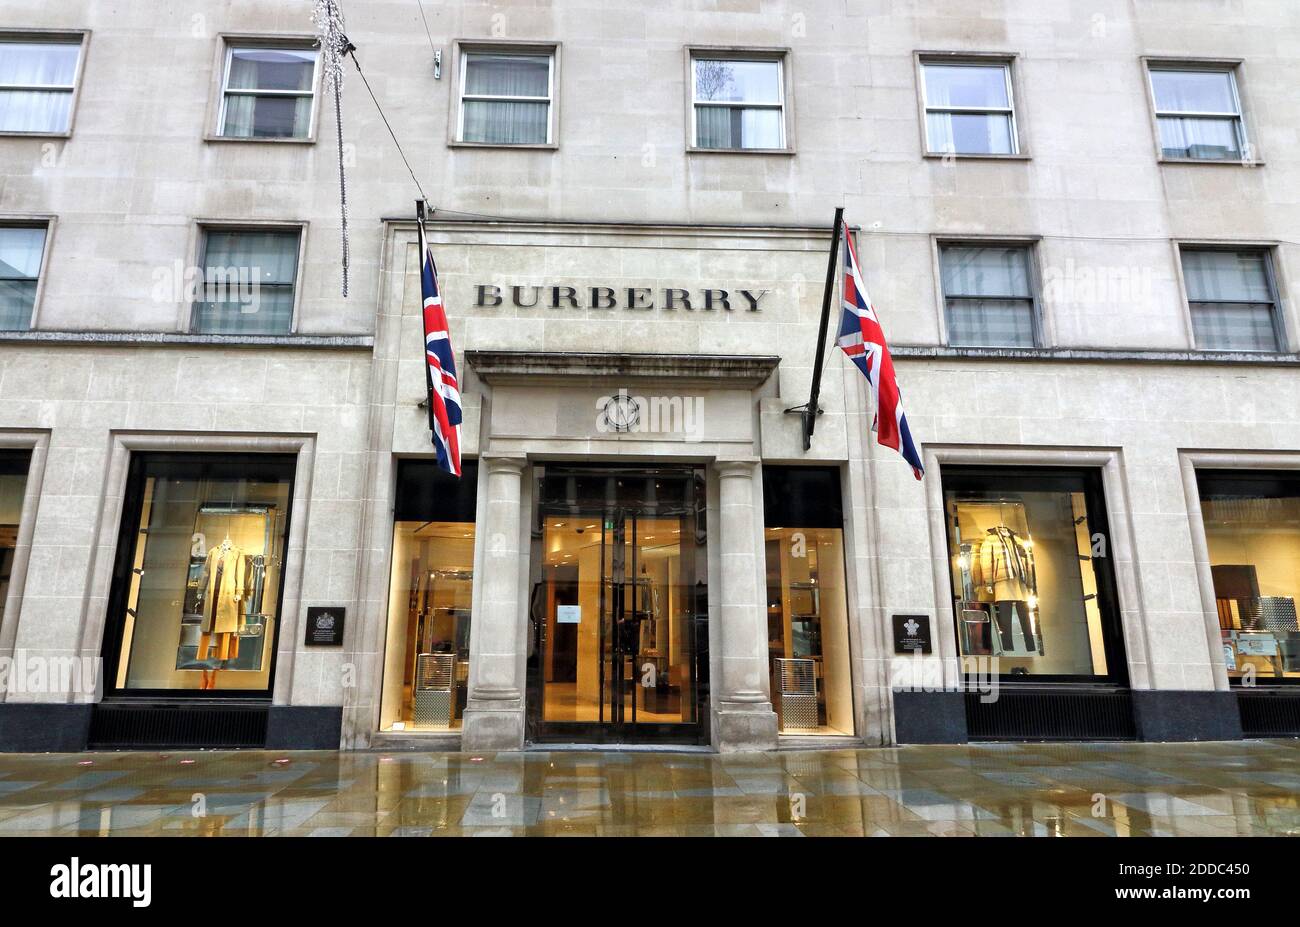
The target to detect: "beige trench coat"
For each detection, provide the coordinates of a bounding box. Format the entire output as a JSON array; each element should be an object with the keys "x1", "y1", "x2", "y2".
[{"x1": 200, "y1": 543, "x2": 247, "y2": 634}]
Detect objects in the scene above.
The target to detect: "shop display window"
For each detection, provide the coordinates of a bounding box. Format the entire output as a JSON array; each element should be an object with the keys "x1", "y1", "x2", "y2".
[
  {"x1": 104, "y1": 454, "x2": 295, "y2": 694},
  {"x1": 943, "y1": 467, "x2": 1124, "y2": 680},
  {"x1": 0, "y1": 450, "x2": 31, "y2": 632},
  {"x1": 1199, "y1": 470, "x2": 1300, "y2": 681},
  {"x1": 380, "y1": 460, "x2": 478, "y2": 732},
  {"x1": 762, "y1": 467, "x2": 854, "y2": 735}
]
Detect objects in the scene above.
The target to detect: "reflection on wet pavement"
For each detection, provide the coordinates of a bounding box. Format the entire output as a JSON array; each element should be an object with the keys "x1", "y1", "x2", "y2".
[{"x1": 0, "y1": 739, "x2": 1297, "y2": 836}]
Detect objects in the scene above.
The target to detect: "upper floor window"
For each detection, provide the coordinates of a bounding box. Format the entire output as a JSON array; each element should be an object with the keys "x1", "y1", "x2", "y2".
[
  {"x1": 940, "y1": 243, "x2": 1037, "y2": 348},
  {"x1": 218, "y1": 45, "x2": 319, "y2": 139},
  {"x1": 191, "y1": 227, "x2": 300, "y2": 335},
  {"x1": 457, "y1": 50, "x2": 553, "y2": 145},
  {"x1": 691, "y1": 55, "x2": 786, "y2": 150},
  {"x1": 1148, "y1": 65, "x2": 1247, "y2": 161},
  {"x1": 921, "y1": 59, "x2": 1018, "y2": 155},
  {"x1": 0, "y1": 224, "x2": 47, "y2": 331},
  {"x1": 0, "y1": 36, "x2": 83, "y2": 134},
  {"x1": 1181, "y1": 248, "x2": 1281, "y2": 352}
]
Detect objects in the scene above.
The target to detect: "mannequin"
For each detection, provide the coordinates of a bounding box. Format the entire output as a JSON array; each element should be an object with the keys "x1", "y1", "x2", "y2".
[
  {"x1": 196, "y1": 532, "x2": 247, "y2": 689},
  {"x1": 973, "y1": 525, "x2": 1042, "y2": 656}
]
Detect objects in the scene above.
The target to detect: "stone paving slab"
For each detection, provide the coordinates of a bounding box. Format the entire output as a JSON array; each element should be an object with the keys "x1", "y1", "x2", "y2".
[{"x1": 0, "y1": 740, "x2": 1296, "y2": 836}]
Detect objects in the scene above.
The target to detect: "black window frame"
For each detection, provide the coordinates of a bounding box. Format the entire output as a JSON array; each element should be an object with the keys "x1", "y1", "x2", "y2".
[
  {"x1": 941, "y1": 465, "x2": 1129, "y2": 687},
  {"x1": 100, "y1": 452, "x2": 298, "y2": 701},
  {"x1": 1197, "y1": 468, "x2": 1300, "y2": 688}
]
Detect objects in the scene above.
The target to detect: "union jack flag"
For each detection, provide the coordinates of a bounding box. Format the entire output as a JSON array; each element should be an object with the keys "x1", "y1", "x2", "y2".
[
  {"x1": 418, "y1": 220, "x2": 462, "y2": 477},
  {"x1": 836, "y1": 220, "x2": 924, "y2": 480}
]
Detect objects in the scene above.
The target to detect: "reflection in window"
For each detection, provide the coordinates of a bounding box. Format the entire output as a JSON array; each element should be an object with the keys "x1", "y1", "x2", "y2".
[
  {"x1": 692, "y1": 57, "x2": 785, "y2": 150},
  {"x1": 381, "y1": 461, "x2": 477, "y2": 731},
  {"x1": 1148, "y1": 67, "x2": 1245, "y2": 161},
  {"x1": 110, "y1": 454, "x2": 294, "y2": 692},
  {"x1": 191, "y1": 228, "x2": 300, "y2": 335},
  {"x1": 1199, "y1": 471, "x2": 1300, "y2": 681},
  {"x1": 939, "y1": 244, "x2": 1037, "y2": 348},
  {"x1": 0, "y1": 224, "x2": 47, "y2": 331},
  {"x1": 0, "y1": 451, "x2": 31, "y2": 633},
  {"x1": 1181, "y1": 249, "x2": 1280, "y2": 353},
  {"x1": 945, "y1": 469, "x2": 1114, "y2": 678}
]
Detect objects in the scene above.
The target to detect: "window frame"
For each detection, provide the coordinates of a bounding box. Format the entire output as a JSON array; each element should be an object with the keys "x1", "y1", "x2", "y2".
[
  {"x1": 685, "y1": 46, "x2": 794, "y2": 154},
  {"x1": 187, "y1": 220, "x2": 308, "y2": 335},
  {"x1": 933, "y1": 236, "x2": 1045, "y2": 349},
  {"x1": 915, "y1": 51, "x2": 1026, "y2": 159},
  {"x1": 449, "y1": 40, "x2": 559, "y2": 149},
  {"x1": 939, "y1": 464, "x2": 1130, "y2": 687},
  {"x1": 207, "y1": 34, "x2": 323, "y2": 144},
  {"x1": 0, "y1": 29, "x2": 89, "y2": 138},
  {"x1": 1175, "y1": 242, "x2": 1286, "y2": 353},
  {"x1": 0, "y1": 216, "x2": 54, "y2": 332},
  {"x1": 1143, "y1": 57, "x2": 1256, "y2": 164}
]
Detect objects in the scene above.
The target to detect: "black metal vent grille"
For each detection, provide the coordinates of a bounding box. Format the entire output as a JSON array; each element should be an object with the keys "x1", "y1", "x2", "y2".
[
  {"x1": 1238, "y1": 691, "x2": 1300, "y2": 738},
  {"x1": 89, "y1": 703, "x2": 268, "y2": 749},
  {"x1": 965, "y1": 688, "x2": 1136, "y2": 741}
]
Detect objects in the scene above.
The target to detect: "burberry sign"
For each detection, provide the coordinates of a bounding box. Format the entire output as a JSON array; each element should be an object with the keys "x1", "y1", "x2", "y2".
[{"x1": 474, "y1": 284, "x2": 768, "y2": 312}]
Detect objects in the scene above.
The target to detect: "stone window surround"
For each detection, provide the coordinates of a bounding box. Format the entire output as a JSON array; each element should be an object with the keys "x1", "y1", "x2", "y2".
[
  {"x1": 1170, "y1": 238, "x2": 1291, "y2": 355},
  {"x1": 0, "y1": 28, "x2": 90, "y2": 140},
  {"x1": 446, "y1": 38, "x2": 561, "y2": 151},
  {"x1": 684, "y1": 45, "x2": 795, "y2": 155},
  {"x1": 929, "y1": 233, "x2": 1048, "y2": 349},
  {"x1": 0, "y1": 430, "x2": 50, "y2": 662},
  {"x1": 202, "y1": 33, "x2": 324, "y2": 145},
  {"x1": 1140, "y1": 55, "x2": 1260, "y2": 166},
  {"x1": 1179, "y1": 450, "x2": 1300, "y2": 692},
  {"x1": 0, "y1": 214, "x2": 55, "y2": 331},
  {"x1": 182, "y1": 218, "x2": 310, "y2": 335},
  {"x1": 913, "y1": 50, "x2": 1030, "y2": 161},
  {"x1": 76, "y1": 432, "x2": 316, "y2": 706},
  {"x1": 920, "y1": 445, "x2": 1149, "y2": 690}
]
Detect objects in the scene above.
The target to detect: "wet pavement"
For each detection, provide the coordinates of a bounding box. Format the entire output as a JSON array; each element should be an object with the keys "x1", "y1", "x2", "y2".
[{"x1": 0, "y1": 739, "x2": 1297, "y2": 836}]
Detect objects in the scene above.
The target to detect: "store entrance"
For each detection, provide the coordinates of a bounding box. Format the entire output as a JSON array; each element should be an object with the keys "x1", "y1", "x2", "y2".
[{"x1": 527, "y1": 465, "x2": 708, "y2": 745}]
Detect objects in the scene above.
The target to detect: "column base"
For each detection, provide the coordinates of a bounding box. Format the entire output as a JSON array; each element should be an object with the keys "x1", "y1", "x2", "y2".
[
  {"x1": 461, "y1": 702, "x2": 525, "y2": 752},
  {"x1": 712, "y1": 702, "x2": 778, "y2": 752},
  {"x1": 1132, "y1": 689, "x2": 1242, "y2": 742}
]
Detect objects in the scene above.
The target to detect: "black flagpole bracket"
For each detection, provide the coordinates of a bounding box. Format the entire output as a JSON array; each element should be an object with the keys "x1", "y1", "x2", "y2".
[{"x1": 785, "y1": 206, "x2": 844, "y2": 452}]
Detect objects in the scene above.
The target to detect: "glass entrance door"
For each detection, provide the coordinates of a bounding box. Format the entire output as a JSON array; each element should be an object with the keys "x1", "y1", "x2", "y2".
[{"x1": 528, "y1": 466, "x2": 708, "y2": 744}]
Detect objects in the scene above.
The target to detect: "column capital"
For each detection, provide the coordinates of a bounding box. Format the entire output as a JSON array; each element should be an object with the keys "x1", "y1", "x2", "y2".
[
  {"x1": 481, "y1": 454, "x2": 527, "y2": 475},
  {"x1": 715, "y1": 458, "x2": 759, "y2": 479}
]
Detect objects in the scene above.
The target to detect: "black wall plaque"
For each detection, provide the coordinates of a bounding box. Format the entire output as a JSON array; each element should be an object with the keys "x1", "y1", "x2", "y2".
[
  {"x1": 305, "y1": 607, "x2": 346, "y2": 646},
  {"x1": 893, "y1": 614, "x2": 932, "y2": 654}
]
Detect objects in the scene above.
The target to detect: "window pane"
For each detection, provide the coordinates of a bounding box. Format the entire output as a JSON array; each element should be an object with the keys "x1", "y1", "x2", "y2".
[
  {"x1": 765, "y1": 526, "x2": 854, "y2": 735},
  {"x1": 0, "y1": 453, "x2": 31, "y2": 635},
  {"x1": 946, "y1": 298, "x2": 1036, "y2": 347},
  {"x1": 226, "y1": 48, "x2": 316, "y2": 92},
  {"x1": 0, "y1": 41, "x2": 80, "y2": 86},
  {"x1": 0, "y1": 226, "x2": 46, "y2": 278},
  {"x1": 194, "y1": 230, "x2": 298, "y2": 335},
  {"x1": 0, "y1": 88, "x2": 73, "y2": 132},
  {"x1": 946, "y1": 475, "x2": 1111, "y2": 677},
  {"x1": 941, "y1": 246, "x2": 1031, "y2": 297},
  {"x1": 694, "y1": 59, "x2": 781, "y2": 103},
  {"x1": 1200, "y1": 473, "x2": 1300, "y2": 681},
  {"x1": 923, "y1": 63, "x2": 1010, "y2": 108},
  {"x1": 1150, "y1": 69, "x2": 1237, "y2": 113},
  {"x1": 464, "y1": 53, "x2": 549, "y2": 97},
  {"x1": 695, "y1": 105, "x2": 782, "y2": 149},
  {"x1": 0, "y1": 279, "x2": 36, "y2": 331},
  {"x1": 222, "y1": 94, "x2": 313, "y2": 138},
  {"x1": 112, "y1": 455, "x2": 294, "y2": 691},
  {"x1": 925, "y1": 111, "x2": 1014, "y2": 154},
  {"x1": 1191, "y1": 303, "x2": 1279, "y2": 352},
  {"x1": 381, "y1": 461, "x2": 478, "y2": 732},
  {"x1": 1183, "y1": 250, "x2": 1271, "y2": 302},
  {"x1": 462, "y1": 99, "x2": 548, "y2": 143},
  {"x1": 1158, "y1": 115, "x2": 1241, "y2": 160}
]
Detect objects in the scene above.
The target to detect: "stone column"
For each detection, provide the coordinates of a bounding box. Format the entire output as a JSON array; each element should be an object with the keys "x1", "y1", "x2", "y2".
[
  {"x1": 462, "y1": 455, "x2": 527, "y2": 751},
  {"x1": 713, "y1": 459, "x2": 778, "y2": 751}
]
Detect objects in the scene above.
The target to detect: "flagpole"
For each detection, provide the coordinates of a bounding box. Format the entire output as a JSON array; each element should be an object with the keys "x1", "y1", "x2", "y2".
[
  {"x1": 801, "y1": 206, "x2": 844, "y2": 450},
  {"x1": 415, "y1": 199, "x2": 437, "y2": 438}
]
